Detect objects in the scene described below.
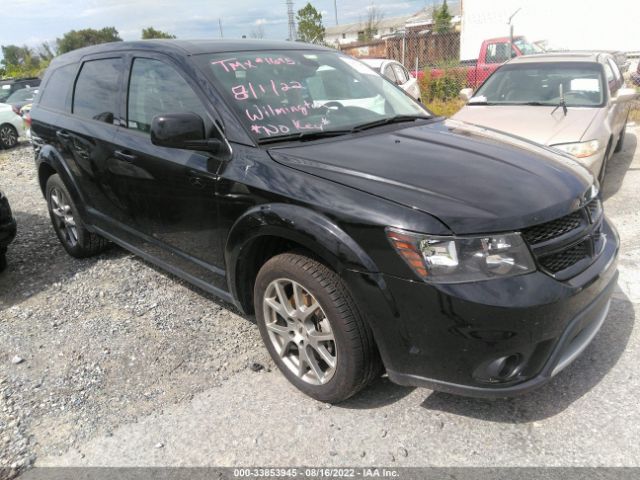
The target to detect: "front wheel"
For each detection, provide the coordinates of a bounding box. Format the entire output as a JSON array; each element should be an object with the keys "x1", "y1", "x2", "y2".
[{"x1": 254, "y1": 253, "x2": 381, "y2": 403}]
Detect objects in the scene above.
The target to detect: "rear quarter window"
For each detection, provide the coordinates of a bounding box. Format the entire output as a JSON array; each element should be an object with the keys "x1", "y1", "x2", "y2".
[
  {"x1": 73, "y1": 58, "x2": 122, "y2": 124},
  {"x1": 39, "y1": 64, "x2": 77, "y2": 112}
]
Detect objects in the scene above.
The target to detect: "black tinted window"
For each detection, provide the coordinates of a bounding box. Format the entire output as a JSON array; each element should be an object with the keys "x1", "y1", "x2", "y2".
[
  {"x1": 73, "y1": 58, "x2": 121, "y2": 123},
  {"x1": 40, "y1": 64, "x2": 76, "y2": 112},
  {"x1": 127, "y1": 58, "x2": 206, "y2": 133}
]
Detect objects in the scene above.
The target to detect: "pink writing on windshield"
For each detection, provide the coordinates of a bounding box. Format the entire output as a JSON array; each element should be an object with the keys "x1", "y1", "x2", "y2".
[
  {"x1": 231, "y1": 81, "x2": 303, "y2": 101},
  {"x1": 251, "y1": 117, "x2": 329, "y2": 137},
  {"x1": 211, "y1": 56, "x2": 296, "y2": 72},
  {"x1": 245, "y1": 101, "x2": 315, "y2": 121}
]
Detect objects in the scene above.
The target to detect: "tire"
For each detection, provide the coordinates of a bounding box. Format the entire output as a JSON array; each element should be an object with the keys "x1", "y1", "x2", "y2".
[
  {"x1": 254, "y1": 252, "x2": 382, "y2": 403},
  {"x1": 0, "y1": 124, "x2": 19, "y2": 149},
  {"x1": 45, "y1": 174, "x2": 109, "y2": 258},
  {"x1": 614, "y1": 120, "x2": 627, "y2": 153},
  {"x1": 0, "y1": 251, "x2": 6, "y2": 272}
]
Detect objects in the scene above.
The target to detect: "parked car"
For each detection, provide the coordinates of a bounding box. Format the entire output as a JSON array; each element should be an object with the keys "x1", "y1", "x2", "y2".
[
  {"x1": 360, "y1": 58, "x2": 421, "y2": 101},
  {"x1": 0, "y1": 104, "x2": 23, "y2": 149},
  {"x1": 414, "y1": 36, "x2": 541, "y2": 88},
  {"x1": 5, "y1": 87, "x2": 39, "y2": 114},
  {"x1": 0, "y1": 77, "x2": 40, "y2": 103},
  {"x1": 454, "y1": 52, "x2": 637, "y2": 182},
  {"x1": 0, "y1": 190, "x2": 16, "y2": 272},
  {"x1": 31, "y1": 40, "x2": 619, "y2": 403}
]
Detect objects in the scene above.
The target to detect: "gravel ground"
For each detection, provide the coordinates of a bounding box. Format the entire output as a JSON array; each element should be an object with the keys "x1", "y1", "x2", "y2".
[
  {"x1": 0, "y1": 144, "x2": 271, "y2": 478},
  {"x1": 1, "y1": 127, "x2": 639, "y2": 476}
]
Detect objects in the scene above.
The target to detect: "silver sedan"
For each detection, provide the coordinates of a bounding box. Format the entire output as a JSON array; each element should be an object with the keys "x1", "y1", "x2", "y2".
[{"x1": 453, "y1": 52, "x2": 637, "y2": 181}]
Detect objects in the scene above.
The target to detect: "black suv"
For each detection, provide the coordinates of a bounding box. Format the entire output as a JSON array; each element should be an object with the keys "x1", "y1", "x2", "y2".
[{"x1": 30, "y1": 40, "x2": 619, "y2": 403}]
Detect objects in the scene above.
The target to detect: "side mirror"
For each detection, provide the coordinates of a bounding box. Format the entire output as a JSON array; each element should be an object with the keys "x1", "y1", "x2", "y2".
[
  {"x1": 151, "y1": 112, "x2": 225, "y2": 154},
  {"x1": 459, "y1": 88, "x2": 474, "y2": 102},
  {"x1": 611, "y1": 87, "x2": 638, "y2": 104}
]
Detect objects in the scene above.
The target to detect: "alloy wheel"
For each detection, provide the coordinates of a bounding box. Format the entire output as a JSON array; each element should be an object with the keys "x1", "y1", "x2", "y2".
[
  {"x1": 49, "y1": 187, "x2": 79, "y2": 248},
  {"x1": 0, "y1": 126, "x2": 18, "y2": 148},
  {"x1": 263, "y1": 278, "x2": 337, "y2": 385}
]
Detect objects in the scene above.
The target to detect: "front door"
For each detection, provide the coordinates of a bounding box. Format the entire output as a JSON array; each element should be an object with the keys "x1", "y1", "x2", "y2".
[{"x1": 108, "y1": 54, "x2": 227, "y2": 290}]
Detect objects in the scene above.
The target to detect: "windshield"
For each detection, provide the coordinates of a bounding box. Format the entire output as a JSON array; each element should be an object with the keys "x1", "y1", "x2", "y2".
[
  {"x1": 198, "y1": 50, "x2": 428, "y2": 141},
  {"x1": 6, "y1": 88, "x2": 38, "y2": 103},
  {"x1": 513, "y1": 38, "x2": 542, "y2": 55},
  {"x1": 471, "y1": 63, "x2": 604, "y2": 107}
]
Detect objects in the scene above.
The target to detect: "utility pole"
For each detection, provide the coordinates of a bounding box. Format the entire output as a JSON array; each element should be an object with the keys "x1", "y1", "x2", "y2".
[
  {"x1": 218, "y1": 18, "x2": 224, "y2": 39},
  {"x1": 287, "y1": 0, "x2": 297, "y2": 41},
  {"x1": 334, "y1": 0, "x2": 338, "y2": 25}
]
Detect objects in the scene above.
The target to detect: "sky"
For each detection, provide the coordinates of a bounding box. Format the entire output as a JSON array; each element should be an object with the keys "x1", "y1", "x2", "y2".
[{"x1": 1, "y1": 0, "x2": 431, "y2": 53}]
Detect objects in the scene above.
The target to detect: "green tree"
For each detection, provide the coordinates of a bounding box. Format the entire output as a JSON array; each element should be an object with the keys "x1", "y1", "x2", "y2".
[
  {"x1": 141, "y1": 27, "x2": 176, "y2": 39},
  {"x1": 434, "y1": 0, "x2": 453, "y2": 34},
  {"x1": 0, "y1": 45, "x2": 41, "y2": 78},
  {"x1": 296, "y1": 3, "x2": 325, "y2": 43},
  {"x1": 56, "y1": 27, "x2": 122, "y2": 54}
]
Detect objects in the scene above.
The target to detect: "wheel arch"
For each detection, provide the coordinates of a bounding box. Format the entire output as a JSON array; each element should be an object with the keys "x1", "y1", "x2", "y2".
[
  {"x1": 36, "y1": 146, "x2": 89, "y2": 221},
  {"x1": 225, "y1": 203, "x2": 380, "y2": 315}
]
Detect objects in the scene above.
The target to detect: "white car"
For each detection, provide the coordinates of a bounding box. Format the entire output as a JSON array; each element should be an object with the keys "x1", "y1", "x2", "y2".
[
  {"x1": 359, "y1": 59, "x2": 421, "y2": 101},
  {"x1": 0, "y1": 103, "x2": 23, "y2": 149}
]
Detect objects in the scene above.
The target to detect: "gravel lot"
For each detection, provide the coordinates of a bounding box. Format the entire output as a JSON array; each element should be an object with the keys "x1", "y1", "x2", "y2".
[{"x1": 1, "y1": 127, "x2": 639, "y2": 477}]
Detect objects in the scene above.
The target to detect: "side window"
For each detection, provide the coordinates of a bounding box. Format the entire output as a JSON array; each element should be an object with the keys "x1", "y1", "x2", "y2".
[
  {"x1": 392, "y1": 64, "x2": 408, "y2": 84},
  {"x1": 127, "y1": 57, "x2": 207, "y2": 134},
  {"x1": 39, "y1": 64, "x2": 77, "y2": 112},
  {"x1": 486, "y1": 43, "x2": 510, "y2": 64},
  {"x1": 73, "y1": 58, "x2": 121, "y2": 124},
  {"x1": 382, "y1": 64, "x2": 397, "y2": 83},
  {"x1": 607, "y1": 58, "x2": 622, "y2": 92},
  {"x1": 603, "y1": 62, "x2": 615, "y2": 94}
]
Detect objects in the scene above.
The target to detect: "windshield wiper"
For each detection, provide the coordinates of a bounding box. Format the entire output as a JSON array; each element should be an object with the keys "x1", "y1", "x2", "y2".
[
  {"x1": 257, "y1": 129, "x2": 352, "y2": 145},
  {"x1": 349, "y1": 115, "x2": 430, "y2": 132}
]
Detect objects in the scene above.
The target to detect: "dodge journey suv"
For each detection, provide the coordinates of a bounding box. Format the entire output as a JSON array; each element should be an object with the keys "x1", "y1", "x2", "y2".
[{"x1": 30, "y1": 40, "x2": 619, "y2": 403}]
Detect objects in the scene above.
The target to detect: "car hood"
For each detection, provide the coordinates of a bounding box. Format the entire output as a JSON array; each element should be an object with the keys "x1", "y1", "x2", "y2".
[
  {"x1": 452, "y1": 105, "x2": 600, "y2": 146},
  {"x1": 268, "y1": 119, "x2": 593, "y2": 234}
]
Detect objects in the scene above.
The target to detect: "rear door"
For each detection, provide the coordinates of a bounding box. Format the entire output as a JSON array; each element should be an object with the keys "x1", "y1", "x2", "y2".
[
  {"x1": 46, "y1": 56, "x2": 127, "y2": 230},
  {"x1": 105, "y1": 53, "x2": 227, "y2": 288}
]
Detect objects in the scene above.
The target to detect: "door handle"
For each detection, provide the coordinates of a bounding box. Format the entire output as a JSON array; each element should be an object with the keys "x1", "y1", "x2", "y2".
[
  {"x1": 114, "y1": 150, "x2": 137, "y2": 162},
  {"x1": 56, "y1": 130, "x2": 71, "y2": 140}
]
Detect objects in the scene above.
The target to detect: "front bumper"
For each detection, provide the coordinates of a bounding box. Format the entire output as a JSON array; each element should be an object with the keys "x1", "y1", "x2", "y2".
[{"x1": 345, "y1": 217, "x2": 619, "y2": 398}]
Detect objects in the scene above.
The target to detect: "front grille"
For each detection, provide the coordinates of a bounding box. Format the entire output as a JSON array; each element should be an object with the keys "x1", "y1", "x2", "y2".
[
  {"x1": 522, "y1": 197, "x2": 603, "y2": 278},
  {"x1": 521, "y1": 210, "x2": 583, "y2": 244},
  {"x1": 539, "y1": 240, "x2": 589, "y2": 273}
]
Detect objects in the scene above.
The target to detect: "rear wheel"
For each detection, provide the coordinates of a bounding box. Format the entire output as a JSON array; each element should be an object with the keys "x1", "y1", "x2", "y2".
[
  {"x1": 46, "y1": 174, "x2": 109, "y2": 258},
  {"x1": 0, "y1": 124, "x2": 18, "y2": 149},
  {"x1": 254, "y1": 252, "x2": 381, "y2": 403}
]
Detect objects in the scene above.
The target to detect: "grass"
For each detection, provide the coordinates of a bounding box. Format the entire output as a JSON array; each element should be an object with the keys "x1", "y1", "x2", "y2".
[{"x1": 424, "y1": 98, "x2": 465, "y2": 117}]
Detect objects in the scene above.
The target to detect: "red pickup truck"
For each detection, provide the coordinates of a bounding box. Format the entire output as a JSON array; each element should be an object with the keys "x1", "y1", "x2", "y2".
[{"x1": 416, "y1": 36, "x2": 540, "y2": 88}]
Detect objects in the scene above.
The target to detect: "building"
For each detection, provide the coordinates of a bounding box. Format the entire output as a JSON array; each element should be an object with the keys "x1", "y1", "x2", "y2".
[{"x1": 325, "y1": 15, "x2": 411, "y2": 46}]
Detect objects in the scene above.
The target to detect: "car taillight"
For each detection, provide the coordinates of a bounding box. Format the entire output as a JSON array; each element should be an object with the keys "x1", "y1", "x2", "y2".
[{"x1": 24, "y1": 112, "x2": 32, "y2": 127}]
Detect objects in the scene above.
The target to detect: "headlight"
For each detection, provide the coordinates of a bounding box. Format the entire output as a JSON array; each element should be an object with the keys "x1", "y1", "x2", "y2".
[
  {"x1": 387, "y1": 228, "x2": 536, "y2": 283},
  {"x1": 552, "y1": 140, "x2": 600, "y2": 158}
]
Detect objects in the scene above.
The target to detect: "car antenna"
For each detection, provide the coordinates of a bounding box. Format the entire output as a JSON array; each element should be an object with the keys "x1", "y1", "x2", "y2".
[{"x1": 551, "y1": 83, "x2": 568, "y2": 116}]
